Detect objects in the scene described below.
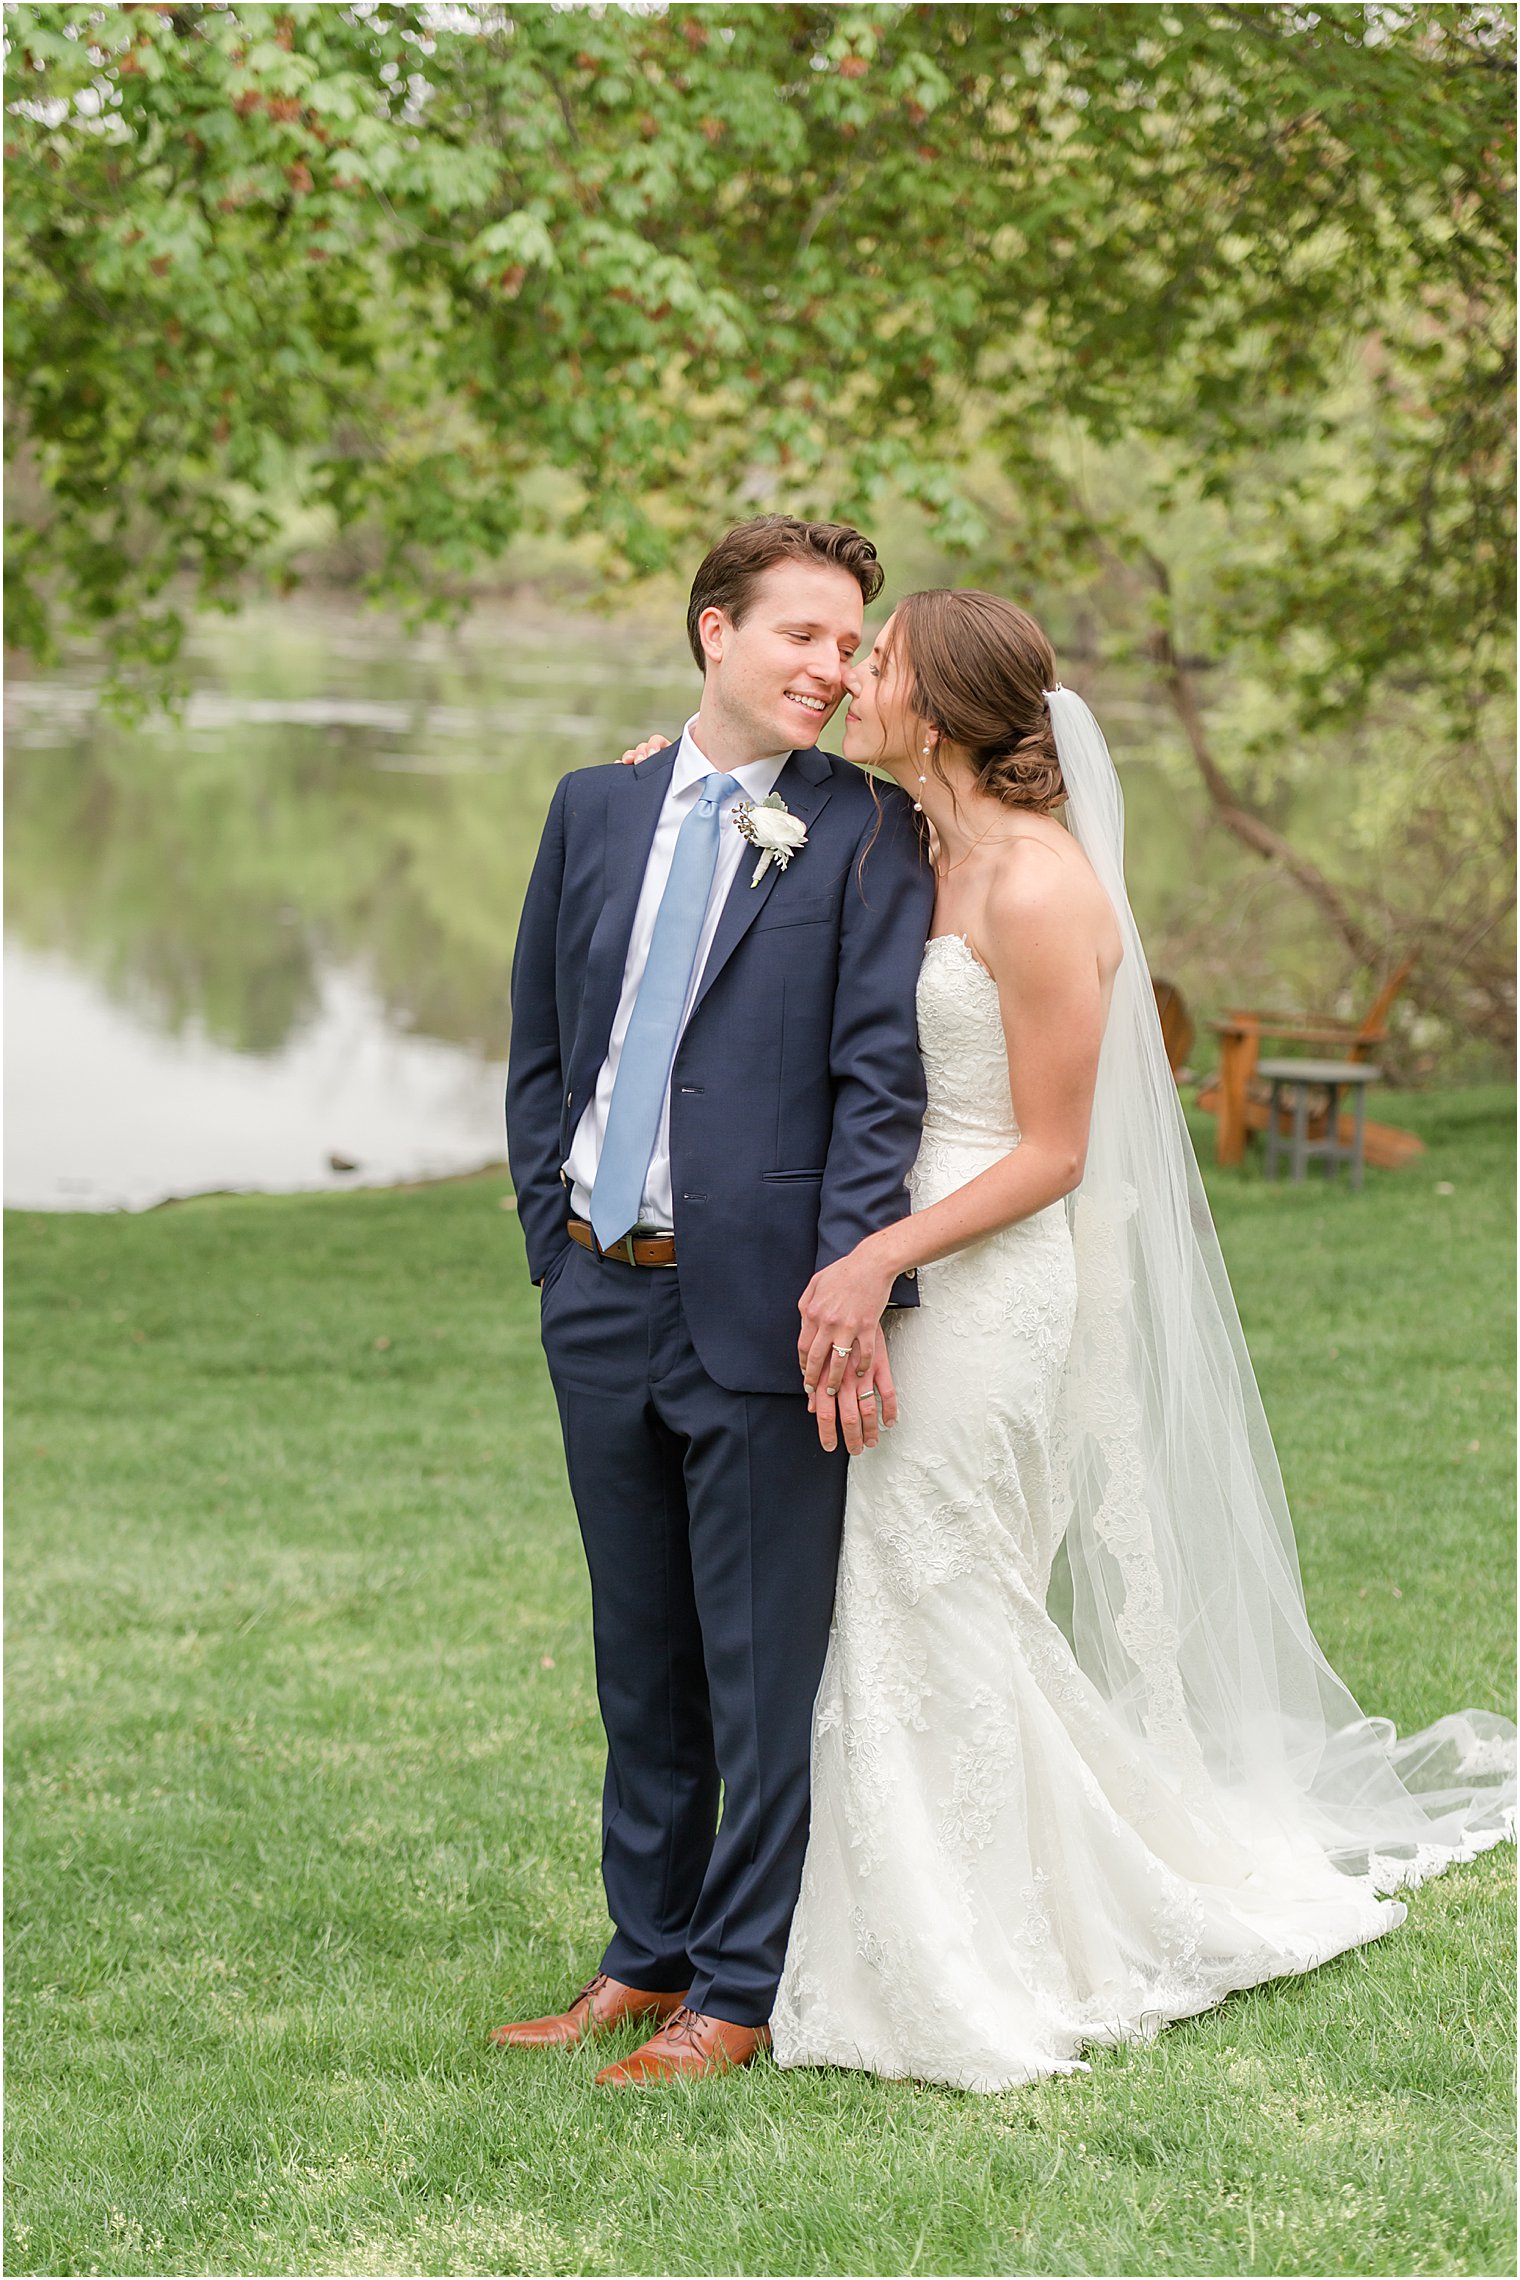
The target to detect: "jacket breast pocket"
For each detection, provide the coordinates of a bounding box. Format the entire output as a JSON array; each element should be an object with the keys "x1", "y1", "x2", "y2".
[{"x1": 749, "y1": 896, "x2": 836, "y2": 933}]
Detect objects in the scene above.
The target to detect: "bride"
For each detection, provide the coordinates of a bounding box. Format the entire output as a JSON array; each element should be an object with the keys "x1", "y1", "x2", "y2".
[{"x1": 631, "y1": 588, "x2": 1514, "y2": 2095}]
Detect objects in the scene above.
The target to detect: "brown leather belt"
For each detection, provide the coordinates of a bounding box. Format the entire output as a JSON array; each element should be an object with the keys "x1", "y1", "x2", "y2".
[{"x1": 568, "y1": 1217, "x2": 677, "y2": 1268}]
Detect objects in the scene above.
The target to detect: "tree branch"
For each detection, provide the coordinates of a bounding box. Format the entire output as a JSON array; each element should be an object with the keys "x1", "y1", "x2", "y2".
[{"x1": 1138, "y1": 549, "x2": 1387, "y2": 970}]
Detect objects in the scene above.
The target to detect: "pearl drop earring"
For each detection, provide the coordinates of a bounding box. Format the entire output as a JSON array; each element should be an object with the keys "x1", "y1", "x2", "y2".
[{"x1": 914, "y1": 743, "x2": 929, "y2": 813}]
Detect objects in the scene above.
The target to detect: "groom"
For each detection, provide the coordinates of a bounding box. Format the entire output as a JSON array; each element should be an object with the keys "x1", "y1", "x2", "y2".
[{"x1": 500, "y1": 516, "x2": 933, "y2": 2084}]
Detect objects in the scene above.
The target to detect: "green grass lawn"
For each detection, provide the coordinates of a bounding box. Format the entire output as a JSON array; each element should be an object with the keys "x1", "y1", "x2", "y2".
[{"x1": 6, "y1": 1087, "x2": 1515, "y2": 2279}]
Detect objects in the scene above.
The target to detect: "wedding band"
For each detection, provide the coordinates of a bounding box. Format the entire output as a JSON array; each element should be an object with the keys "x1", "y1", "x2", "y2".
[
  {"x1": 858, "y1": 1390, "x2": 878, "y2": 1406},
  {"x1": 832, "y1": 1344, "x2": 852, "y2": 1357}
]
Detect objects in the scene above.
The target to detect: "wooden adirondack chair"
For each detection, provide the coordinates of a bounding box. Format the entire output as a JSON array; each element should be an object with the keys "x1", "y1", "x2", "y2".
[
  {"x1": 1152, "y1": 979, "x2": 1195, "y2": 1082},
  {"x1": 1197, "y1": 959, "x2": 1424, "y2": 1170}
]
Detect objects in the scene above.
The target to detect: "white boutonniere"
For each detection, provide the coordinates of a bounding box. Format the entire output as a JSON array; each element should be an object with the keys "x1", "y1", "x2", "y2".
[{"x1": 734, "y1": 793, "x2": 808, "y2": 886}]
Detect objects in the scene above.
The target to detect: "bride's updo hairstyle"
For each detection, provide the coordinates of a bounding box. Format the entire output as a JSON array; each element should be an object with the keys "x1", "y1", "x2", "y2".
[{"x1": 893, "y1": 589, "x2": 1065, "y2": 814}]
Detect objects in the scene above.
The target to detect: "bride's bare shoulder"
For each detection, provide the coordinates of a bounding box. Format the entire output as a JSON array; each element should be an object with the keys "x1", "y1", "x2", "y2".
[
  {"x1": 984, "y1": 823, "x2": 1121, "y2": 964},
  {"x1": 985, "y1": 818, "x2": 1098, "y2": 908}
]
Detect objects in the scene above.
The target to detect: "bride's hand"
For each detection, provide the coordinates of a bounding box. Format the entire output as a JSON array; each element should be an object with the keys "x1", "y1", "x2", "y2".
[
  {"x1": 818, "y1": 1340, "x2": 898, "y2": 1458},
  {"x1": 798, "y1": 1240, "x2": 902, "y2": 1455},
  {"x1": 617, "y1": 731, "x2": 671, "y2": 765}
]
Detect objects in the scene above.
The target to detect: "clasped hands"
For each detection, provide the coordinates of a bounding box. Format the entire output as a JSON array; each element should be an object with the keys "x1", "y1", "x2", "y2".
[{"x1": 797, "y1": 1236, "x2": 901, "y2": 1456}]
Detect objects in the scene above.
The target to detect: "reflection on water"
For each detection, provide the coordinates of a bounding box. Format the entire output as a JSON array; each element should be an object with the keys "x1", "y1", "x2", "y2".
[
  {"x1": 4, "y1": 594, "x2": 1267, "y2": 1211},
  {"x1": 5, "y1": 598, "x2": 706, "y2": 1208},
  {"x1": 4, "y1": 943, "x2": 509, "y2": 1211}
]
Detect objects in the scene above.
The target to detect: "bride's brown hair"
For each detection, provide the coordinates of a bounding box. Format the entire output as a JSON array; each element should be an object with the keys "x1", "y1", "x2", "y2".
[{"x1": 891, "y1": 590, "x2": 1065, "y2": 814}]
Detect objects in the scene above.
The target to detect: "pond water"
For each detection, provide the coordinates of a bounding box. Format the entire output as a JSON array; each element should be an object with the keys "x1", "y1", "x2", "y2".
[
  {"x1": 5, "y1": 600, "x2": 706, "y2": 1209},
  {"x1": 4, "y1": 595, "x2": 1266, "y2": 1211}
]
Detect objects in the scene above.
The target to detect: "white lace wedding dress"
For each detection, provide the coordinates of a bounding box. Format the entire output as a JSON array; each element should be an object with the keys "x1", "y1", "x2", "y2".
[{"x1": 770, "y1": 934, "x2": 1414, "y2": 2095}]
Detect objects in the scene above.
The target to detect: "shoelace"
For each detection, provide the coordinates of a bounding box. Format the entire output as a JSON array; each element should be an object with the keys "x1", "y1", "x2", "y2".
[
  {"x1": 658, "y1": 2006, "x2": 707, "y2": 2049},
  {"x1": 572, "y1": 1973, "x2": 611, "y2": 2011}
]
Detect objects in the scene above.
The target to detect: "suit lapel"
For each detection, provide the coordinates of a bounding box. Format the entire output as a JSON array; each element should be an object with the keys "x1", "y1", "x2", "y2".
[
  {"x1": 569, "y1": 744, "x2": 676, "y2": 1106},
  {"x1": 691, "y1": 746, "x2": 835, "y2": 1015}
]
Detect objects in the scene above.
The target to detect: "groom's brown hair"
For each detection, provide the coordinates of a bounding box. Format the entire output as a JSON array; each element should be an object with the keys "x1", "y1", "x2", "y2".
[{"x1": 686, "y1": 516, "x2": 884, "y2": 669}]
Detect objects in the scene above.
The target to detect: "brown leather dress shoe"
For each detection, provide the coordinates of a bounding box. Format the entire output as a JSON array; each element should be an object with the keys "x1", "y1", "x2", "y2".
[
  {"x1": 489, "y1": 1972, "x2": 688, "y2": 2049},
  {"x1": 594, "y1": 2005, "x2": 771, "y2": 2086}
]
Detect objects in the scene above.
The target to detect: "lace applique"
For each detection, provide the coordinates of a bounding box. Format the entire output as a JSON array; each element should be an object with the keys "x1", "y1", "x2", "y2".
[{"x1": 1063, "y1": 1186, "x2": 1212, "y2": 1805}]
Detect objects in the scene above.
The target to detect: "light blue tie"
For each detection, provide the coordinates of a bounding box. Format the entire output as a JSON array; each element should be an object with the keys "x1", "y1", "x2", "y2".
[{"x1": 590, "y1": 771, "x2": 741, "y2": 1248}]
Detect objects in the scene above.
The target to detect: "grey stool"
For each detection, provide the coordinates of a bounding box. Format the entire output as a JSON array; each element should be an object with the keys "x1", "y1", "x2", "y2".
[{"x1": 1259, "y1": 1057, "x2": 1382, "y2": 1189}]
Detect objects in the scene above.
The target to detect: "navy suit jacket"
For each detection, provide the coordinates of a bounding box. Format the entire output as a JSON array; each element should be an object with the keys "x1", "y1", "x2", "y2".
[{"x1": 506, "y1": 741, "x2": 935, "y2": 1393}]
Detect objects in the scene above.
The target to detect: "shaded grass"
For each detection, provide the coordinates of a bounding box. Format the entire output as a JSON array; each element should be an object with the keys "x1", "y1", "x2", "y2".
[{"x1": 6, "y1": 1086, "x2": 1514, "y2": 2277}]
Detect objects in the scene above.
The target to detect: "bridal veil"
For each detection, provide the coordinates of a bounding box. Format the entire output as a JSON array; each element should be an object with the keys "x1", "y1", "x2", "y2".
[{"x1": 1046, "y1": 686, "x2": 1514, "y2": 1891}]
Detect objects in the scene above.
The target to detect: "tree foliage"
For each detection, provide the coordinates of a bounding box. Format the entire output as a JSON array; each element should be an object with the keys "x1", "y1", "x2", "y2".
[{"x1": 6, "y1": 2, "x2": 1515, "y2": 1044}]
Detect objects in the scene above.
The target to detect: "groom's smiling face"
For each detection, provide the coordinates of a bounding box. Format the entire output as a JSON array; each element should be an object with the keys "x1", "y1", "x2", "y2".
[{"x1": 697, "y1": 560, "x2": 863, "y2": 754}]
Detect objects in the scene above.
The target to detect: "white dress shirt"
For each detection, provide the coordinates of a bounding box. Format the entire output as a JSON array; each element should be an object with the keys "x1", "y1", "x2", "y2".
[{"x1": 564, "y1": 719, "x2": 790, "y2": 1228}]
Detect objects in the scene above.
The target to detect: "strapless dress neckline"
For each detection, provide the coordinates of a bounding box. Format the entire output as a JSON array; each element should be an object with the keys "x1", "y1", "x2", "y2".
[{"x1": 924, "y1": 931, "x2": 995, "y2": 984}]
